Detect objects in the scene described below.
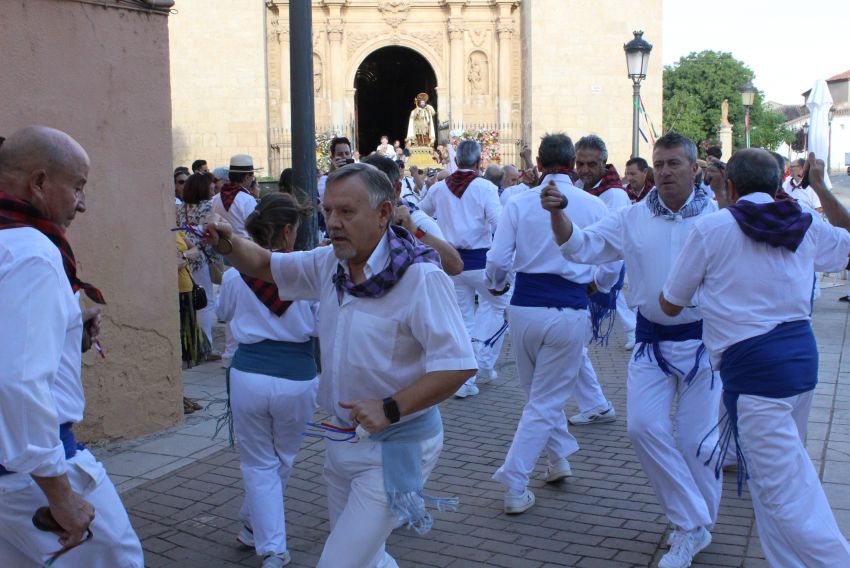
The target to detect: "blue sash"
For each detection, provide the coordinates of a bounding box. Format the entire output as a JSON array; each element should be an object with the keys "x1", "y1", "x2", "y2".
[
  {"x1": 699, "y1": 320, "x2": 818, "y2": 494},
  {"x1": 587, "y1": 266, "x2": 626, "y2": 346},
  {"x1": 0, "y1": 423, "x2": 81, "y2": 476},
  {"x1": 456, "y1": 248, "x2": 488, "y2": 271},
  {"x1": 511, "y1": 272, "x2": 588, "y2": 310},
  {"x1": 634, "y1": 311, "x2": 707, "y2": 385},
  {"x1": 231, "y1": 339, "x2": 317, "y2": 381}
]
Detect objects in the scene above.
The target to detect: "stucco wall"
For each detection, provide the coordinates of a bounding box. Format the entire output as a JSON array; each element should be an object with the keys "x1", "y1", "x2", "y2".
[
  {"x1": 521, "y1": 0, "x2": 664, "y2": 169},
  {"x1": 0, "y1": 0, "x2": 183, "y2": 441},
  {"x1": 169, "y1": 0, "x2": 269, "y2": 173}
]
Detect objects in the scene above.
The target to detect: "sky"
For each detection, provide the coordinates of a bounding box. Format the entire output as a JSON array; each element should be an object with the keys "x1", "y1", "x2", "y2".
[{"x1": 663, "y1": 0, "x2": 849, "y2": 104}]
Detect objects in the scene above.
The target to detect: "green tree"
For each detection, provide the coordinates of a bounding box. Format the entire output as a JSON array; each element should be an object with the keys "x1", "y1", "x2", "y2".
[{"x1": 663, "y1": 51, "x2": 793, "y2": 153}]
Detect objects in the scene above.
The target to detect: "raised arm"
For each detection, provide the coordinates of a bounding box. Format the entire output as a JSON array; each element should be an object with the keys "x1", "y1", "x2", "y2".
[
  {"x1": 206, "y1": 217, "x2": 273, "y2": 282},
  {"x1": 806, "y1": 153, "x2": 850, "y2": 231}
]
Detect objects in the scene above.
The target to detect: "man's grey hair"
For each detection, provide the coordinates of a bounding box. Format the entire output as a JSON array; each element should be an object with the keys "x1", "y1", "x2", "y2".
[
  {"x1": 537, "y1": 133, "x2": 576, "y2": 169},
  {"x1": 326, "y1": 162, "x2": 395, "y2": 208},
  {"x1": 654, "y1": 131, "x2": 698, "y2": 164},
  {"x1": 484, "y1": 164, "x2": 504, "y2": 187},
  {"x1": 360, "y1": 154, "x2": 400, "y2": 188},
  {"x1": 575, "y1": 134, "x2": 608, "y2": 162},
  {"x1": 503, "y1": 164, "x2": 519, "y2": 175},
  {"x1": 455, "y1": 139, "x2": 481, "y2": 169},
  {"x1": 791, "y1": 158, "x2": 805, "y2": 168},
  {"x1": 727, "y1": 148, "x2": 781, "y2": 198}
]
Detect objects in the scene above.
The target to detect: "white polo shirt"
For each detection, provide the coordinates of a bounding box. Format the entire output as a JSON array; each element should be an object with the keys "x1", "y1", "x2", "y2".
[
  {"x1": 560, "y1": 190, "x2": 716, "y2": 326},
  {"x1": 0, "y1": 228, "x2": 83, "y2": 478},
  {"x1": 270, "y1": 232, "x2": 477, "y2": 422},
  {"x1": 782, "y1": 178, "x2": 822, "y2": 210},
  {"x1": 663, "y1": 192, "x2": 850, "y2": 360},
  {"x1": 419, "y1": 172, "x2": 501, "y2": 250},
  {"x1": 216, "y1": 267, "x2": 317, "y2": 345},
  {"x1": 499, "y1": 182, "x2": 530, "y2": 206},
  {"x1": 211, "y1": 190, "x2": 257, "y2": 238},
  {"x1": 487, "y1": 174, "x2": 613, "y2": 291}
]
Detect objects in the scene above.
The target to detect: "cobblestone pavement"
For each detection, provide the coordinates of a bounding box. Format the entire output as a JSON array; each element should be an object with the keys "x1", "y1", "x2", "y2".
[{"x1": 100, "y1": 283, "x2": 850, "y2": 568}]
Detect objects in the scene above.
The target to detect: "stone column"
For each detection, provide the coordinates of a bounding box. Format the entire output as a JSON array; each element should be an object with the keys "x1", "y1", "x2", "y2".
[
  {"x1": 277, "y1": 25, "x2": 291, "y2": 129},
  {"x1": 447, "y1": 2, "x2": 465, "y2": 127},
  {"x1": 327, "y1": 25, "x2": 344, "y2": 129},
  {"x1": 496, "y1": 9, "x2": 514, "y2": 127},
  {"x1": 718, "y1": 98, "x2": 733, "y2": 161}
]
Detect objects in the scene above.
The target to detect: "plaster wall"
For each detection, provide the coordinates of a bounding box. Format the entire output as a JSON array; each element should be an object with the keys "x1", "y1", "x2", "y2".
[
  {"x1": 521, "y1": 0, "x2": 663, "y2": 169},
  {"x1": 0, "y1": 0, "x2": 182, "y2": 441},
  {"x1": 169, "y1": 0, "x2": 270, "y2": 172}
]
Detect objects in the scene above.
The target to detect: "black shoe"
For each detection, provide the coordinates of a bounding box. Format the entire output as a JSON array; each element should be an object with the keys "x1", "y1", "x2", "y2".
[{"x1": 840, "y1": 296, "x2": 850, "y2": 303}]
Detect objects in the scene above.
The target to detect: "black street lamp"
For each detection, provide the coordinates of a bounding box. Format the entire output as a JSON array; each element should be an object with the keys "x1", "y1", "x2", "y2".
[
  {"x1": 624, "y1": 31, "x2": 652, "y2": 158},
  {"x1": 740, "y1": 80, "x2": 756, "y2": 148}
]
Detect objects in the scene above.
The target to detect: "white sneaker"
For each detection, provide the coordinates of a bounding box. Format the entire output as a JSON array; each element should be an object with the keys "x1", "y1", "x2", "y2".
[
  {"x1": 236, "y1": 525, "x2": 254, "y2": 548},
  {"x1": 545, "y1": 457, "x2": 572, "y2": 483},
  {"x1": 659, "y1": 527, "x2": 711, "y2": 568},
  {"x1": 624, "y1": 331, "x2": 636, "y2": 350},
  {"x1": 261, "y1": 551, "x2": 291, "y2": 568},
  {"x1": 568, "y1": 402, "x2": 616, "y2": 426},
  {"x1": 454, "y1": 383, "x2": 480, "y2": 398},
  {"x1": 504, "y1": 488, "x2": 535, "y2": 514},
  {"x1": 477, "y1": 367, "x2": 498, "y2": 384}
]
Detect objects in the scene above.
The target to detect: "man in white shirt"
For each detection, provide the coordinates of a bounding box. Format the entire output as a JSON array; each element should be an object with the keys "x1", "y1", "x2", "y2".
[
  {"x1": 207, "y1": 162, "x2": 476, "y2": 568},
  {"x1": 211, "y1": 154, "x2": 260, "y2": 238},
  {"x1": 400, "y1": 166, "x2": 425, "y2": 204},
  {"x1": 662, "y1": 150, "x2": 850, "y2": 567},
  {"x1": 317, "y1": 137, "x2": 353, "y2": 202},
  {"x1": 487, "y1": 134, "x2": 614, "y2": 514},
  {"x1": 377, "y1": 135, "x2": 396, "y2": 159},
  {"x1": 420, "y1": 140, "x2": 506, "y2": 397},
  {"x1": 0, "y1": 126, "x2": 143, "y2": 567},
  {"x1": 554, "y1": 132, "x2": 720, "y2": 568},
  {"x1": 783, "y1": 158, "x2": 823, "y2": 211}
]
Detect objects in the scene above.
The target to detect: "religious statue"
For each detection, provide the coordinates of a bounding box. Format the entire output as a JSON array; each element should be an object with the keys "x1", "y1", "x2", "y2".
[
  {"x1": 406, "y1": 93, "x2": 436, "y2": 147},
  {"x1": 720, "y1": 98, "x2": 730, "y2": 125},
  {"x1": 468, "y1": 58, "x2": 483, "y2": 95}
]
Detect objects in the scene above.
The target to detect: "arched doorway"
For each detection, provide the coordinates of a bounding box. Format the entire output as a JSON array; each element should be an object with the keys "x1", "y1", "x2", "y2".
[{"x1": 354, "y1": 46, "x2": 437, "y2": 156}]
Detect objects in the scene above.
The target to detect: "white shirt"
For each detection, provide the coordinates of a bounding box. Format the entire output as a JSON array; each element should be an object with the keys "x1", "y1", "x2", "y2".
[
  {"x1": 499, "y1": 182, "x2": 530, "y2": 206},
  {"x1": 318, "y1": 175, "x2": 328, "y2": 201},
  {"x1": 663, "y1": 192, "x2": 850, "y2": 361},
  {"x1": 401, "y1": 177, "x2": 424, "y2": 203},
  {"x1": 378, "y1": 144, "x2": 396, "y2": 159},
  {"x1": 409, "y1": 209, "x2": 445, "y2": 240},
  {"x1": 216, "y1": 267, "x2": 318, "y2": 345},
  {"x1": 270, "y1": 232, "x2": 476, "y2": 422},
  {"x1": 446, "y1": 145, "x2": 457, "y2": 174},
  {"x1": 419, "y1": 172, "x2": 501, "y2": 249},
  {"x1": 211, "y1": 190, "x2": 257, "y2": 238},
  {"x1": 576, "y1": 179, "x2": 632, "y2": 212},
  {"x1": 561, "y1": 190, "x2": 716, "y2": 325},
  {"x1": 782, "y1": 178, "x2": 822, "y2": 210},
  {"x1": 486, "y1": 174, "x2": 612, "y2": 291},
  {"x1": 0, "y1": 228, "x2": 83, "y2": 478}
]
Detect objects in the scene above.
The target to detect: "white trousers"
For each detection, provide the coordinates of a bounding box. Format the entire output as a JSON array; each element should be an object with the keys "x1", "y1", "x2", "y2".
[
  {"x1": 452, "y1": 269, "x2": 509, "y2": 384},
  {"x1": 736, "y1": 392, "x2": 850, "y2": 567},
  {"x1": 317, "y1": 430, "x2": 443, "y2": 568},
  {"x1": 230, "y1": 369, "x2": 318, "y2": 556},
  {"x1": 626, "y1": 339, "x2": 721, "y2": 531},
  {"x1": 493, "y1": 305, "x2": 584, "y2": 492},
  {"x1": 0, "y1": 449, "x2": 143, "y2": 568},
  {"x1": 191, "y1": 263, "x2": 215, "y2": 346}
]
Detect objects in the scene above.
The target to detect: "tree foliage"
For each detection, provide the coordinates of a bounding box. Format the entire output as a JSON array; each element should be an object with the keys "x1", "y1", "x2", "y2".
[{"x1": 663, "y1": 51, "x2": 793, "y2": 154}]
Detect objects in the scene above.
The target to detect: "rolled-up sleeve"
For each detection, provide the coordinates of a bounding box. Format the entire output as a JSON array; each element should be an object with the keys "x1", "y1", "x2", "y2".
[
  {"x1": 0, "y1": 257, "x2": 67, "y2": 477},
  {"x1": 810, "y1": 217, "x2": 850, "y2": 273},
  {"x1": 409, "y1": 269, "x2": 477, "y2": 374}
]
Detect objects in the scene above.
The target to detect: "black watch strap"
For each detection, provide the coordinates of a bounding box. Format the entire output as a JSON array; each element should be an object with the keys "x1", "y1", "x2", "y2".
[{"x1": 382, "y1": 397, "x2": 401, "y2": 424}]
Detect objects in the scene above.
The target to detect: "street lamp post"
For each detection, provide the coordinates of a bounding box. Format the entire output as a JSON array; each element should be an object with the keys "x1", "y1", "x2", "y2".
[
  {"x1": 624, "y1": 31, "x2": 652, "y2": 158},
  {"x1": 828, "y1": 106, "x2": 836, "y2": 173},
  {"x1": 740, "y1": 80, "x2": 756, "y2": 148},
  {"x1": 802, "y1": 122, "x2": 809, "y2": 153}
]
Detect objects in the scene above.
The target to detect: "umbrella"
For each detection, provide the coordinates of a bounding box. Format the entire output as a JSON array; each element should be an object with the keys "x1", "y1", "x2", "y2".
[{"x1": 806, "y1": 79, "x2": 833, "y2": 189}]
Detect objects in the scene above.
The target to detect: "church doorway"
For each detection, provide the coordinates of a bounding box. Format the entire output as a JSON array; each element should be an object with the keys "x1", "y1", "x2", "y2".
[{"x1": 354, "y1": 46, "x2": 437, "y2": 156}]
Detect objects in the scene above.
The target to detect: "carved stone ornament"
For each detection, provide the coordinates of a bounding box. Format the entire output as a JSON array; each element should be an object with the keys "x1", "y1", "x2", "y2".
[
  {"x1": 347, "y1": 31, "x2": 372, "y2": 58},
  {"x1": 470, "y1": 29, "x2": 488, "y2": 48},
  {"x1": 410, "y1": 31, "x2": 444, "y2": 58},
  {"x1": 448, "y1": 19, "x2": 465, "y2": 41},
  {"x1": 378, "y1": 0, "x2": 411, "y2": 27},
  {"x1": 497, "y1": 18, "x2": 514, "y2": 38}
]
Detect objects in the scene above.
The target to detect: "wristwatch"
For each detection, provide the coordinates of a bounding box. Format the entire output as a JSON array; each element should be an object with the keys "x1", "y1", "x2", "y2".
[{"x1": 382, "y1": 397, "x2": 401, "y2": 424}]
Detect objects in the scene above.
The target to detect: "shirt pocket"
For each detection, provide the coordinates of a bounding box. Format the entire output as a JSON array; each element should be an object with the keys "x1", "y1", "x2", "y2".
[{"x1": 347, "y1": 311, "x2": 399, "y2": 372}]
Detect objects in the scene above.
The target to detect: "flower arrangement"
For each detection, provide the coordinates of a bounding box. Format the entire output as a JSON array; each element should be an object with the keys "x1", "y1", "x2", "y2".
[{"x1": 459, "y1": 128, "x2": 501, "y2": 168}]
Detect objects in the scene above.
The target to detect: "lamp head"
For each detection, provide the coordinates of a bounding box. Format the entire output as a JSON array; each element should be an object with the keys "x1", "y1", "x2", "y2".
[
  {"x1": 740, "y1": 79, "x2": 756, "y2": 108},
  {"x1": 624, "y1": 30, "x2": 653, "y2": 81}
]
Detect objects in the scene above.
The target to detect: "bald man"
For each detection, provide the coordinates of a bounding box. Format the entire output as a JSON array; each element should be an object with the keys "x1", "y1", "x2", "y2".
[{"x1": 0, "y1": 126, "x2": 143, "y2": 567}]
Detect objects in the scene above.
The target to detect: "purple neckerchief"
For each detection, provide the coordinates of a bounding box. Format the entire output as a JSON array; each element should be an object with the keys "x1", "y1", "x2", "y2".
[
  {"x1": 727, "y1": 198, "x2": 813, "y2": 252},
  {"x1": 331, "y1": 225, "x2": 441, "y2": 299}
]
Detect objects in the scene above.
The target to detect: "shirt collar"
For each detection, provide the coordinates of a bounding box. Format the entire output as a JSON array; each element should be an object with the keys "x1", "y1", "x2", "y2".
[
  {"x1": 540, "y1": 173, "x2": 574, "y2": 186},
  {"x1": 339, "y1": 228, "x2": 390, "y2": 280},
  {"x1": 737, "y1": 192, "x2": 774, "y2": 205},
  {"x1": 657, "y1": 189, "x2": 696, "y2": 214}
]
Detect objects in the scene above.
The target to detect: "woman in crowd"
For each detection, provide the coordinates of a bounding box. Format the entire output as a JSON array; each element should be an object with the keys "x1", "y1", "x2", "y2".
[
  {"x1": 216, "y1": 192, "x2": 318, "y2": 568},
  {"x1": 177, "y1": 172, "x2": 222, "y2": 353},
  {"x1": 176, "y1": 230, "x2": 209, "y2": 413}
]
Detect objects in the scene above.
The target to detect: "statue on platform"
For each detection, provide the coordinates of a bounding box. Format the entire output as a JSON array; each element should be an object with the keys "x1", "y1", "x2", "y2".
[
  {"x1": 406, "y1": 93, "x2": 436, "y2": 147},
  {"x1": 721, "y1": 98, "x2": 730, "y2": 125}
]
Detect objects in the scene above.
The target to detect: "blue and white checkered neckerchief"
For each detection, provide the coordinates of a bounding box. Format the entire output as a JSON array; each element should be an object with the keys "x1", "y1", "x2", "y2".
[{"x1": 645, "y1": 185, "x2": 709, "y2": 220}]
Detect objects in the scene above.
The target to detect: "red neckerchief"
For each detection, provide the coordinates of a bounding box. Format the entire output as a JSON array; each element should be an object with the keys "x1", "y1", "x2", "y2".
[
  {"x1": 631, "y1": 177, "x2": 654, "y2": 202},
  {"x1": 220, "y1": 182, "x2": 249, "y2": 211},
  {"x1": 583, "y1": 164, "x2": 625, "y2": 197},
  {"x1": 446, "y1": 170, "x2": 478, "y2": 198},
  {"x1": 540, "y1": 167, "x2": 578, "y2": 184},
  {"x1": 775, "y1": 187, "x2": 794, "y2": 201},
  {"x1": 0, "y1": 191, "x2": 105, "y2": 304},
  {"x1": 240, "y1": 249, "x2": 291, "y2": 316}
]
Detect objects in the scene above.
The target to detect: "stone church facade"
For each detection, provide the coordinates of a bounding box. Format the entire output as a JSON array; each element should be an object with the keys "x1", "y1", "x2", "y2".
[{"x1": 169, "y1": 0, "x2": 662, "y2": 175}]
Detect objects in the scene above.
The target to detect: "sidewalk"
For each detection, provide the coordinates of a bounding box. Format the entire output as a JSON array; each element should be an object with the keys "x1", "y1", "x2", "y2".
[{"x1": 94, "y1": 282, "x2": 850, "y2": 568}]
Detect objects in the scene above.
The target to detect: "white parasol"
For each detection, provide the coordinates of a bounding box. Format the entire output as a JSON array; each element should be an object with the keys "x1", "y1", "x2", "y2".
[{"x1": 806, "y1": 79, "x2": 833, "y2": 189}]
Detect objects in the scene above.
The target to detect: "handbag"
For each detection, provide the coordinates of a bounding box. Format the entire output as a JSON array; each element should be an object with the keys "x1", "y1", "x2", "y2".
[{"x1": 190, "y1": 275, "x2": 208, "y2": 311}]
